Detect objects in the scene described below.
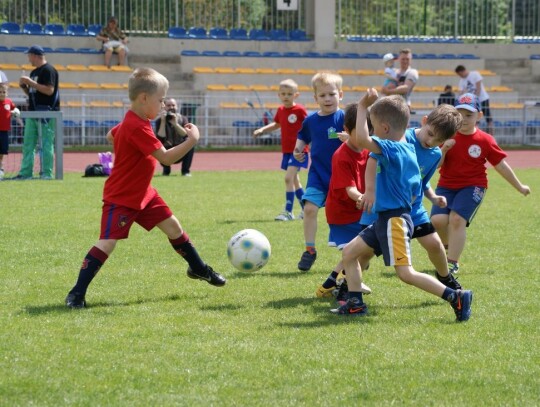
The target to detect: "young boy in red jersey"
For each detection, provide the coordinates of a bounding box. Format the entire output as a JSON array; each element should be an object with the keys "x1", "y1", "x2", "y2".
[
  {"x1": 316, "y1": 103, "x2": 371, "y2": 297},
  {"x1": 65, "y1": 67, "x2": 226, "y2": 308},
  {"x1": 0, "y1": 84, "x2": 22, "y2": 179},
  {"x1": 253, "y1": 79, "x2": 308, "y2": 221},
  {"x1": 431, "y1": 93, "x2": 531, "y2": 274}
]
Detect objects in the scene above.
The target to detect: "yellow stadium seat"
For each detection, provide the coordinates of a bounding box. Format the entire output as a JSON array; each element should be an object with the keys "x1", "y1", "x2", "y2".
[
  {"x1": 110, "y1": 65, "x2": 133, "y2": 72},
  {"x1": 507, "y1": 102, "x2": 524, "y2": 109},
  {"x1": 21, "y1": 64, "x2": 34, "y2": 71},
  {"x1": 411, "y1": 102, "x2": 432, "y2": 110},
  {"x1": 478, "y1": 69, "x2": 496, "y2": 76},
  {"x1": 249, "y1": 84, "x2": 270, "y2": 91},
  {"x1": 0, "y1": 64, "x2": 20, "y2": 70},
  {"x1": 341, "y1": 85, "x2": 352, "y2": 91},
  {"x1": 228, "y1": 84, "x2": 249, "y2": 91},
  {"x1": 79, "y1": 82, "x2": 100, "y2": 89},
  {"x1": 265, "y1": 102, "x2": 281, "y2": 110},
  {"x1": 418, "y1": 70, "x2": 436, "y2": 76},
  {"x1": 337, "y1": 69, "x2": 357, "y2": 75},
  {"x1": 296, "y1": 69, "x2": 316, "y2": 75},
  {"x1": 88, "y1": 100, "x2": 112, "y2": 108},
  {"x1": 357, "y1": 69, "x2": 377, "y2": 76},
  {"x1": 235, "y1": 67, "x2": 256, "y2": 74},
  {"x1": 66, "y1": 64, "x2": 89, "y2": 71},
  {"x1": 88, "y1": 65, "x2": 110, "y2": 72},
  {"x1": 276, "y1": 68, "x2": 295, "y2": 75},
  {"x1": 298, "y1": 85, "x2": 311, "y2": 92},
  {"x1": 255, "y1": 68, "x2": 275, "y2": 74},
  {"x1": 352, "y1": 85, "x2": 368, "y2": 92},
  {"x1": 435, "y1": 70, "x2": 455, "y2": 76},
  {"x1": 220, "y1": 102, "x2": 242, "y2": 109},
  {"x1": 59, "y1": 82, "x2": 79, "y2": 89},
  {"x1": 111, "y1": 101, "x2": 124, "y2": 108},
  {"x1": 269, "y1": 85, "x2": 280, "y2": 91},
  {"x1": 100, "y1": 83, "x2": 124, "y2": 90},
  {"x1": 54, "y1": 65, "x2": 66, "y2": 71},
  {"x1": 8, "y1": 81, "x2": 19, "y2": 89},
  {"x1": 490, "y1": 102, "x2": 506, "y2": 109},
  {"x1": 490, "y1": 85, "x2": 513, "y2": 92},
  {"x1": 193, "y1": 67, "x2": 215, "y2": 73},
  {"x1": 206, "y1": 84, "x2": 227, "y2": 91},
  {"x1": 305, "y1": 103, "x2": 319, "y2": 109},
  {"x1": 66, "y1": 100, "x2": 84, "y2": 107},
  {"x1": 414, "y1": 86, "x2": 432, "y2": 92},
  {"x1": 214, "y1": 67, "x2": 235, "y2": 74}
]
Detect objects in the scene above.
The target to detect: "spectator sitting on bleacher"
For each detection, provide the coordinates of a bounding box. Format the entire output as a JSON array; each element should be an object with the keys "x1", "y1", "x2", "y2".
[
  {"x1": 96, "y1": 16, "x2": 129, "y2": 68},
  {"x1": 437, "y1": 85, "x2": 456, "y2": 106}
]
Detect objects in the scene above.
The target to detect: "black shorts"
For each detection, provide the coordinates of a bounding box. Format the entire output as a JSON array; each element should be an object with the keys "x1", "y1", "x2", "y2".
[
  {"x1": 0, "y1": 130, "x2": 9, "y2": 155},
  {"x1": 481, "y1": 99, "x2": 492, "y2": 123},
  {"x1": 412, "y1": 222, "x2": 436, "y2": 239}
]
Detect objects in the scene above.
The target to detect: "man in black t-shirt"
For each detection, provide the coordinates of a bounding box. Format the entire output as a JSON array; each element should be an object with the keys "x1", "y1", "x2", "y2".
[{"x1": 16, "y1": 45, "x2": 60, "y2": 180}]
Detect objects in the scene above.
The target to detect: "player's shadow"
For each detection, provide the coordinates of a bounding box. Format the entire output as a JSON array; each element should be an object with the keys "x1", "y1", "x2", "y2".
[
  {"x1": 22, "y1": 293, "x2": 187, "y2": 315},
  {"x1": 218, "y1": 219, "x2": 277, "y2": 225},
  {"x1": 232, "y1": 271, "x2": 312, "y2": 280}
]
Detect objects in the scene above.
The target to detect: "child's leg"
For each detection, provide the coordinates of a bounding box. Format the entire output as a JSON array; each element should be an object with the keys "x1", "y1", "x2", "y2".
[
  {"x1": 394, "y1": 265, "x2": 449, "y2": 296},
  {"x1": 68, "y1": 239, "x2": 116, "y2": 299},
  {"x1": 447, "y1": 210, "x2": 467, "y2": 264},
  {"x1": 302, "y1": 201, "x2": 318, "y2": 249},
  {"x1": 342, "y1": 236, "x2": 373, "y2": 294},
  {"x1": 416, "y1": 233, "x2": 448, "y2": 277},
  {"x1": 283, "y1": 166, "x2": 297, "y2": 213},
  {"x1": 430, "y1": 213, "x2": 449, "y2": 247},
  {"x1": 292, "y1": 171, "x2": 304, "y2": 209}
]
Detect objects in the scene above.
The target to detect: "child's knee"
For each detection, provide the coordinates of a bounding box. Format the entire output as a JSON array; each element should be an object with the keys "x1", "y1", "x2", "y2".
[
  {"x1": 395, "y1": 266, "x2": 415, "y2": 284},
  {"x1": 448, "y1": 212, "x2": 466, "y2": 228}
]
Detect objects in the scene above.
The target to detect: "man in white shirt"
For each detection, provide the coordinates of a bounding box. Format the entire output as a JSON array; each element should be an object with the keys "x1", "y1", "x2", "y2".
[
  {"x1": 455, "y1": 65, "x2": 493, "y2": 135},
  {"x1": 381, "y1": 48, "x2": 419, "y2": 108}
]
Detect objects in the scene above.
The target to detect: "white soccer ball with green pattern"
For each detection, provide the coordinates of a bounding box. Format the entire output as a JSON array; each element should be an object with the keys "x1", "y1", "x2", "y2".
[{"x1": 227, "y1": 229, "x2": 271, "y2": 272}]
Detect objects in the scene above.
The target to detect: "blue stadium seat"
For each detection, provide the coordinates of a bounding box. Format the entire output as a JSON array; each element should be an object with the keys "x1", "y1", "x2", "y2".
[
  {"x1": 63, "y1": 120, "x2": 79, "y2": 128},
  {"x1": 42, "y1": 46, "x2": 55, "y2": 53},
  {"x1": 457, "y1": 53, "x2": 479, "y2": 59},
  {"x1": 530, "y1": 55, "x2": 540, "y2": 60},
  {"x1": 101, "y1": 120, "x2": 121, "y2": 128},
  {"x1": 342, "y1": 52, "x2": 361, "y2": 58},
  {"x1": 55, "y1": 47, "x2": 77, "y2": 53},
  {"x1": 78, "y1": 48, "x2": 102, "y2": 54},
  {"x1": 249, "y1": 29, "x2": 270, "y2": 40},
  {"x1": 415, "y1": 53, "x2": 437, "y2": 59},
  {"x1": 302, "y1": 51, "x2": 321, "y2": 58},
  {"x1": 223, "y1": 50, "x2": 242, "y2": 57},
  {"x1": 269, "y1": 29, "x2": 289, "y2": 41},
  {"x1": 168, "y1": 26, "x2": 189, "y2": 39},
  {"x1": 262, "y1": 51, "x2": 282, "y2": 57},
  {"x1": 0, "y1": 46, "x2": 9, "y2": 52},
  {"x1": 322, "y1": 52, "x2": 341, "y2": 58},
  {"x1": 87, "y1": 24, "x2": 102, "y2": 36},
  {"x1": 66, "y1": 24, "x2": 87, "y2": 36},
  {"x1": 409, "y1": 120, "x2": 421, "y2": 128},
  {"x1": 180, "y1": 50, "x2": 200, "y2": 56},
  {"x1": 201, "y1": 50, "x2": 221, "y2": 56},
  {"x1": 83, "y1": 120, "x2": 101, "y2": 128},
  {"x1": 243, "y1": 51, "x2": 261, "y2": 57},
  {"x1": 0, "y1": 22, "x2": 21, "y2": 34},
  {"x1": 504, "y1": 120, "x2": 523, "y2": 128},
  {"x1": 44, "y1": 24, "x2": 66, "y2": 35},
  {"x1": 10, "y1": 46, "x2": 29, "y2": 53},
  {"x1": 229, "y1": 28, "x2": 249, "y2": 40},
  {"x1": 209, "y1": 27, "x2": 228, "y2": 40},
  {"x1": 359, "y1": 53, "x2": 381, "y2": 59},
  {"x1": 283, "y1": 51, "x2": 302, "y2": 58},
  {"x1": 289, "y1": 29, "x2": 308, "y2": 41},
  {"x1": 23, "y1": 23, "x2": 43, "y2": 35},
  {"x1": 188, "y1": 26, "x2": 208, "y2": 39},
  {"x1": 438, "y1": 53, "x2": 457, "y2": 59}
]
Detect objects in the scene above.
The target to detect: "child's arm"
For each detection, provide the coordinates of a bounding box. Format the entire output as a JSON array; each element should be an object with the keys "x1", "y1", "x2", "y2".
[
  {"x1": 353, "y1": 89, "x2": 381, "y2": 154},
  {"x1": 293, "y1": 138, "x2": 308, "y2": 162},
  {"x1": 438, "y1": 139, "x2": 455, "y2": 167},
  {"x1": 106, "y1": 130, "x2": 114, "y2": 144},
  {"x1": 152, "y1": 123, "x2": 199, "y2": 165},
  {"x1": 253, "y1": 122, "x2": 280, "y2": 138},
  {"x1": 494, "y1": 159, "x2": 531, "y2": 196},
  {"x1": 358, "y1": 156, "x2": 376, "y2": 213}
]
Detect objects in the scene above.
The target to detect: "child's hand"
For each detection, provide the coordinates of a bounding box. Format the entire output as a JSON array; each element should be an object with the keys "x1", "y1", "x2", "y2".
[
  {"x1": 293, "y1": 148, "x2": 306, "y2": 162},
  {"x1": 253, "y1": 129, "x2": 263, "y2": 138},
  {"x1": 519, "y1": 185, "x2": 531, "y2": 196},
  {"x1": 359, "y1": 88, "x2": 379, "y2": 109},
  {"x1": 441, "y1": 139, "x2": 456, "y2": 152},
  {"x1": 184, "y1": 123, "x2": 200, "y2": 143},
  {"x1": 358, "y1": 190, "x2": 375, "y2": 213},
  {"x1": 431, "y1": 195, "x2": 447, "y2": 208},
  {"x1": 337, "y1": 132, "x2": 349, "y2": 142}
]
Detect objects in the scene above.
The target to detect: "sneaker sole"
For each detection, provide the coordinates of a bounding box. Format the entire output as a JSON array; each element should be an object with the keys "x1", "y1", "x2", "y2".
[{"x1": 187, "y1": 270, "x2": 226, "y2": 287}]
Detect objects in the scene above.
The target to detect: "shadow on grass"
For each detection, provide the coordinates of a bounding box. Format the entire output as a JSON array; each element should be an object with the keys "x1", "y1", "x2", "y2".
[
  {"x1": 22, "y1": 293, "x2": 186, "y2": 315},
  {"x1": 232, "y1": 270, "x2": 312, "y2": 280},
  {"x1": 218, "y1": 219, "x2": 276, "y2": 225}
]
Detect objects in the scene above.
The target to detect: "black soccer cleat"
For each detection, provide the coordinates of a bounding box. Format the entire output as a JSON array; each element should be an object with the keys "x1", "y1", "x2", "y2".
[
  {"x1": 65, "y1": 292, "x2": 86, "y2": 309},
  {"x1": 436, "y1": 272, "x2": 463, "y2": 290},
  {"x1": 297, "y1": 250, "x2": 317, "y2": 272},
  {"x1": 187, "y1": 265, "x2": 226, "y2": 287}
]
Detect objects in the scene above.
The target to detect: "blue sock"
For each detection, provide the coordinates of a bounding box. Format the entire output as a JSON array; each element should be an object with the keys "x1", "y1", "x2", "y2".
[
  {"x1": 322, "y1": 270, "x2": 339, "y2": 288},
  {"x1": 295, "y1": 188, "x2": 305, "y2": 208},
  {"x1": 348, "y1": 291, "x2": 364, "y2": 304},
  {"x1": 442, "y1": 287, "x2": 457, "y2": 303},
  {"x1": 285, "y1": 191, "x2": 294, "y2": 213}
]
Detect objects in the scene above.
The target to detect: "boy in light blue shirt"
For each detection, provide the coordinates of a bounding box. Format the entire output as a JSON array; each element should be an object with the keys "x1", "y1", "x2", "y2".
[{"x1": 332, "y1": 90, "x2": 473, "y2": 322}]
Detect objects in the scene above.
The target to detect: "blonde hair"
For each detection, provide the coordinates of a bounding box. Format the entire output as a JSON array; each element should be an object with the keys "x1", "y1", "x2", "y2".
[
  {"x1": 370, "y1": 95, "x2": 410, "y2": 134},
  {"x1": 128, "y1": 67, "x2": 169, "y2": 101},
  {"x1": 311, "y1": 71, "x2": 343, "y2": 93},
  {"x1": 279, "y1": 79, "x2": 298, "y2": 92},
  {"x1": 426, "y1": 104, "x2": 462, "y2": 141}
]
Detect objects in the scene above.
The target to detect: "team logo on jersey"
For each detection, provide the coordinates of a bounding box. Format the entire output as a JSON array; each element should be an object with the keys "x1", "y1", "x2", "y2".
[
  {"x1": 327, "y1": 127, "x2": 338, "y2": 139},
  {"x1": 118, "y1": 215, "x2": 128, "y2": 228},
  {"x1": 288, "y1": 113, "x2": 297, "y2": 124},
  {"x1": 468, "y1": 144, "x2": 481, "y2": 158},
  {"x1": 4, "y1": 103, "x2": 10, "y2": 111}
]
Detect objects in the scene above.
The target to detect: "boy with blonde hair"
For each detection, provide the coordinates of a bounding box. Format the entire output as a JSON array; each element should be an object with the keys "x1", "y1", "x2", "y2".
[
  {"x1": 65, "y1": 68, "x2": 225, "y2": 308},
  {"x1": 333, "y1": 90, "x2": 472, "y2": 322},
  {"x1": 293, "y1": 71, "x2": 344, "y2": 271},
  {"x1": 254, "y1": 79, "x2": 308, "y2": 220}
]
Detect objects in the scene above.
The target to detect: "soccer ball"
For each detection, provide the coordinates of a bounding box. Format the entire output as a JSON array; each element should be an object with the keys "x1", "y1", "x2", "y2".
[{"x1": 227, "y1": 229, "x2": 271, "y2": 272}]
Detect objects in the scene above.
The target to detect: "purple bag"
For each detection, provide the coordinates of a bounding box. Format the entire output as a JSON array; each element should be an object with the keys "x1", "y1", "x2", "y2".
[{"x1": 98, "y1": 152, "x2": 113, "y2": 175}]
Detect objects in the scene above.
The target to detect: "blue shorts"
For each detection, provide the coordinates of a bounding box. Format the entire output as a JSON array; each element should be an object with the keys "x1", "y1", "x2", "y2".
[
  {"x1": 360, "y1": 208, "x2": 413, "y2": 267},
  {"x1": 0, "y1": 130, "x2": 8, "y2": 155},
  {"x1": 302, "y1": 186, "x2": 326, "y2": 208},
  {"x1": 281, "y1": 153, "x2": 308, "y2": 171},
  {"x1": 328, "y1": 222, "x2": 365, "y2": 249},
  {"x1": 430, "y1": 186, "x2": 486, "y2": 227}
]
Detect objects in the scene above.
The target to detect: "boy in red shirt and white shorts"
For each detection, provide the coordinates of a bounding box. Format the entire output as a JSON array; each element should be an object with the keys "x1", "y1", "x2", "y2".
[{"x1": 65, "y1": 67, "x2": 226, "y2": 308}]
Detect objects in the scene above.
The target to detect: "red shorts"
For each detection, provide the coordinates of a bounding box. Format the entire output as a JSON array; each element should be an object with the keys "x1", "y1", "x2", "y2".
[{"x1": 100, "y1": 194, "x2": 173, "y2": 240}]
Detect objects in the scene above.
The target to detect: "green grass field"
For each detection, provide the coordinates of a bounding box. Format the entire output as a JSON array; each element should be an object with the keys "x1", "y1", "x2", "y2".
[{"x1": 1, "y1": 169, "x2": 539, "y2": 406}]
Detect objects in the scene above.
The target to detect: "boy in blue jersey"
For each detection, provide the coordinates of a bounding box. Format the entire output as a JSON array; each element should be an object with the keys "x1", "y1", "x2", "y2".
[
  {"x1": 293, "y1": 72, "x2": 345, "y2": 272},
  {"x1": 332, "y1": 90, "x2": 473, "y2": 322},
  {"x1": 337, "y1": 104, "x2": 463, "y2": 303}
]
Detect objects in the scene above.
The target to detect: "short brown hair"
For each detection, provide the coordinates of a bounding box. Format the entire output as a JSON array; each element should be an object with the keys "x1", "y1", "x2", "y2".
[
  {"x1": 128, "y1": 67, "x2": 169, "y2": 101},
  {"x1": 370, "y1": 95, "x2": 410, "y2": 134},
  {"x1": 279, "y1": 79, "x2": 298, "y2": 92},
  {"x1": 343, "y1": 103, "x2": 357, "y2": 132},
  {"x1": 426, "y1": 104, "x2": 462, "y2": 141}
]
